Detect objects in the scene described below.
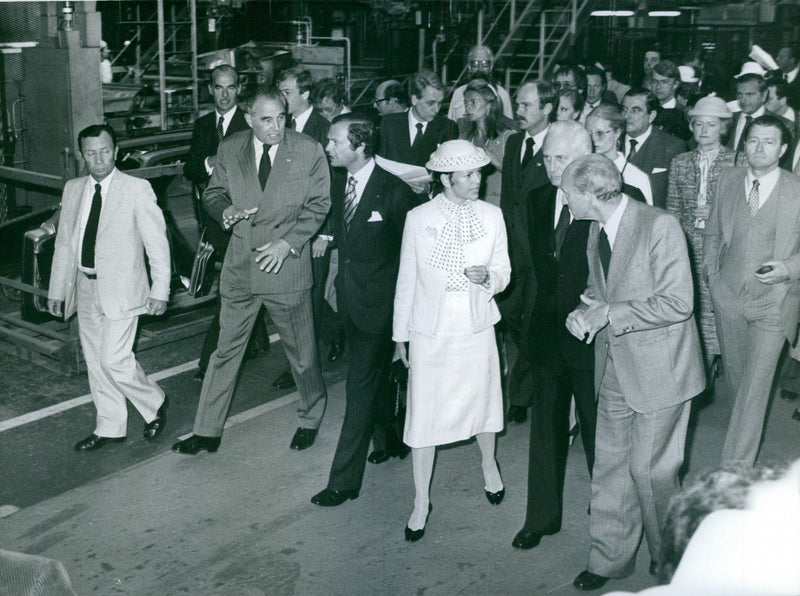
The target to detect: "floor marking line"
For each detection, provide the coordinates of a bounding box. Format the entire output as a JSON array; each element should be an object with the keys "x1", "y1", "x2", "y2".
[{"x1": 0, "y1": 332, "x2": 283, "y2": 433}]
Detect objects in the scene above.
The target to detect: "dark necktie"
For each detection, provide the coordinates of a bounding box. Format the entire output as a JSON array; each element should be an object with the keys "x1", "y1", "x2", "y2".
[
  {"x1": 737, "y1": 115, "x2": 753, "y2": 152},
  {"x1": 628, "y1": 139, "x2": 638, "y2": 159},
  {"x1": 343, "y1": 176, "x2": 358, "y2": 229},
  {"x1": 411, "y1": 122, "x2": 424, "y2": 149},
  {"x1": 748, "y1": 179, "x2": 760, "y2": 216},
  {"x1": 216, "y1": 115, "x2": 224, "y2": 143},
  {"x1": 521, "y1": 137, "x2": 534, "y2": 168},
  {"x1": 81, "y1": 183, "x2": 102, "y2": 269},
  {"x1": 554, "y1": 203, "x2": 570, "y2": 259},
  {"x1": 598, "y1": 228, "x2": 612, "y2": 280},
  {"x1": 258, "y1": 144, "x2": 271, "y2": 190}
]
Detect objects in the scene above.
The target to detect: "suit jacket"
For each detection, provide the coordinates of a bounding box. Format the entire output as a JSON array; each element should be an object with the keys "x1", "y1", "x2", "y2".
[
  {"x1": 585, "y1": 199, "x2": 705, "y2": 411},
  {"x1": 628, "y1": 127, "x2": 687, "y2": 210},
  {"x1": 49, "y1": 170, "x2": 171, "y2": 320},
  {"x1": 332, "y1": 164, "x2": 414, "y2": 335},
  {"x1": 703, "y1": 167, "x2": 800, "y2": 343},
  {"x1": 393, "y1": 196, "x2": 511, "y2": 341},
  {"x1": 297, "y1": 108, "x2": 333, "y2": 238},
  {"x1": 378, "y1": 111, "x2": 458, "y2": 166},
  {"x1": 497, "y1": 130, "x2": 551, "y2": 342},
  {"x1": 654, "y1": 107, "x2": 691, "y2": 141},
  {"x1": 202, "y1": 129, "x2": 330, "y2": 294},
  {"x1": 183, "y1": 107, "x2": 250, "y2": 185}
]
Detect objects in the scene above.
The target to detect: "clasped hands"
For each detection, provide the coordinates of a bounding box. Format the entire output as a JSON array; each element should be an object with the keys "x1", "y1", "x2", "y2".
[
  {"x1": 464, "y1": 265, "x2": 489, "y2": 285},
  {"x1": 566, "y1": 294, "x2": 610, "y2": 344}
]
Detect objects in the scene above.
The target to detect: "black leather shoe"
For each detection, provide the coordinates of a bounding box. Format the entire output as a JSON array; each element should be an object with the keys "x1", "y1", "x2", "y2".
[
  {"x1": 793, "y1": 409, "x2": 800, "y2": 422},
  {"x1": 272, "y1": 368, "x2": 296, "y2": 390},
  {"x1": 327, "y1": 339, "x2": 345, "y2": 362},
  {"x1": 782, "y1": 389, "x2": 799, "y2": 401},
  {"x1": 310, "y1": 488, "x2": 359, "y2": 506},
  {"x1": 573, "y1": 570, "x2": 610, "y2": 591},
  {"x1": 404, "y1": 503, "x2": 433, "y2": 542},
  {"x1": 290, "y1": 427, "x2": 317, "y2": 450},
  {"x1": 171, "y1": 434, "x2": 220, "y2": 455},
  {"x1": 649, "y1": 560, "x2": 659, "y2": 577},
  {"x1": 511, "y1": 529, "x2": 542, "y2": 549},
  {"x1": 367, "y1": 450, "x2": 390, "y2": 464},
  {"x1": 74, "y1": 434, "x2": 126, "y2": 452},
  {"x1": 143, "y1": 397, "x2": 168, "y2": 440},
  {"x1": 193, "y1": 368, "x2": 205, "y2": 382},
  {"x1": 507, "y1": 405, "x2": 527, "y2": 424},
  {"x1": 485, "y1": 487, "x2": 505, "y2": 505}
]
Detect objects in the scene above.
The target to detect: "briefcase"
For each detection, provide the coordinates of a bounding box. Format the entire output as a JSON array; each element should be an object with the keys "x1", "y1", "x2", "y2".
[{"x1": 187, "y1": 229, "x2": 215, "y2": 297}]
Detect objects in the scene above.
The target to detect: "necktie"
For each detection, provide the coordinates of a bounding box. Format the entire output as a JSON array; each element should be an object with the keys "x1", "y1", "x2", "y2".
[
  {"x1": 737, "y1": 115, "x2": 752, "y2": 152},
  {"x1": 748, "y1": 179, "x2": 760, "y2": 216},
  {"x1": 343, "y1": 176, "x2": 358, "y2": 229},
  {"x1": 554, "y1": 203, "x2": 570, "y2": 259},
  {"x1": 628, "y1": 139, "x2": 638, "y2": 159},
  {"x1": 216, "y1": 115, "x2": 224, "y2": 143},
  {"x1": 81, "y1": 183, "x2": 102, "y2": 269},
  {"x1": 521, "y1": 137, "x2": 534, "y2": 168},
  {"x1": 598, "y1": 227, "x2": 612, "y2": 280},
  {"x1": 412, "y1": 122, "x2": 424, "y2": 149},
  {"x1": 258, "y1": 144, "x2": 271, "y2": 190}
]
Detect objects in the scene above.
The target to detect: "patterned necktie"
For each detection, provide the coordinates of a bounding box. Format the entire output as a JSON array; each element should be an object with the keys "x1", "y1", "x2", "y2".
[
  {"x1": 81, "y1": 183, "x2": 102, "y2": 269},
  {"x1": 554, "y1": 203, "x2": 571, "y2": 259},
  {"x1": 598, "y1": 227, "x2": 612, "y2": 280},
  {"x1": 748, "y1": 179, "x2": 760, "y2": 216},
  {"x1": 343, "y1": 175, "x2": 358, "y2": 229},
  {"x1": 628, "y1": 139, "x2": 638, "y2": 159},
  {"x1": 412, "y1": 122, "x2": 424, "y2": 149},
  {"x1": 521, "y1": 137, "x2": 534, "y2": 168},
  {"x1": 216, "y1": 115, "x2": 224, "y2": 143},
  {"x1": 258, "y1": 144, "x2": 271, "y2": 190}
]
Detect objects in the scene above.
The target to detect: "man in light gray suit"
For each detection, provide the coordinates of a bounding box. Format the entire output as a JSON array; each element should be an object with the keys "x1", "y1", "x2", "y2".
[
  {"x1": 563, "y1": 155, "x2": 705, "y2": 592},
  {"x1": 704, "y1": 114, "x2": 800, "y2": 467},
  {"x1": 173, "y1": 85, "x2": 330, "y2": 455}
]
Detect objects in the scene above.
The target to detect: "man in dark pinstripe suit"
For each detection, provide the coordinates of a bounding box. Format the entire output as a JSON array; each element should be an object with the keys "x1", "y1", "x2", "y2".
[{"x1": 311, "y1": 114, "x2": 414, "y2": 506}]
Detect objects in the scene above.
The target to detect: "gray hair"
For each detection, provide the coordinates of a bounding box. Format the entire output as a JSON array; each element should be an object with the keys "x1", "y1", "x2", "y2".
[
  {"x1": 563, "y1": 154, "x2": 622, "y2": 201},
  {"x1": 545, "y1": 120, "x2": 593, "y2": 155}
]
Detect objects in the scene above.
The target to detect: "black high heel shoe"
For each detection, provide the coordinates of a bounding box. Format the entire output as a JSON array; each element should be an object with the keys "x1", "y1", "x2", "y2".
[
  {"x1": 485, "y1": 487, "x2": 505, "y2": 505},
  {"x1": 404, "y1": 503, "x2": 433, "y2": 542}
]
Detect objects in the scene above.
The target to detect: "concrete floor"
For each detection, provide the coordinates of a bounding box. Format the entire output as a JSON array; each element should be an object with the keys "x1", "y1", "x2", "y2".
[{"x1": 2, "y1": 305, "x2": 800, "y2": 595}]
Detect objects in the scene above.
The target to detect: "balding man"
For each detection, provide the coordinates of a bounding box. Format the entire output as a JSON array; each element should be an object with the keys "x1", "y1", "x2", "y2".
[
  {"x1": 373, "y1": 80, "x2": 408, "y2": 117},
  {"x1": 563, "y1": 155, "x2": 704, "y2": 591},
  {"x1": 448, "y1": 45, "x2": 513, "y2": 121},
  {"x1": 511, "y1": 121, "x2": 597, "y2": 551}
]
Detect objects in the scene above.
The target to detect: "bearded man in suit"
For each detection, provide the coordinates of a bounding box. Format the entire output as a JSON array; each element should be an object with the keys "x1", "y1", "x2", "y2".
[
  {"x1": 48, "y1": 124, "x2": 170, "y2": 452},
  {"x1": 563, "y1": 154, "x2": 705, "y2": 592},
  {"x1": 173, "y1": 85, "x2": 330, "y2": 455}
]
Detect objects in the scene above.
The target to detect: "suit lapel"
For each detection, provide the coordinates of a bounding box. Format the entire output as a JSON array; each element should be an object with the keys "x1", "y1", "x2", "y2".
[
  {"x1": 98, "y1": 173, "x2": 123, "y2": 236},
  {"x1": 588, "y1": 222, "x2": 607, "y2": 297},
  {"x1": 605, "y1": 200, "x2": 637, "y2": 297},
  {"x1": 238, "y1": 133, "x2": 258, "y2": 193}
]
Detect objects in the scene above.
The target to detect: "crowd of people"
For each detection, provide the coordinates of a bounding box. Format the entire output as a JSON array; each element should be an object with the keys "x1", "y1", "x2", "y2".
[{"x1": 45, "y1": 40, "x2": 800, "y2": 594}]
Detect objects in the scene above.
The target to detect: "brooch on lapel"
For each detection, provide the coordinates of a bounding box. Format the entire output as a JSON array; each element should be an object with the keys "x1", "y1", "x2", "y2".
[{"x1": 425, "y1": 226, "x2": 437, "y2": 237}]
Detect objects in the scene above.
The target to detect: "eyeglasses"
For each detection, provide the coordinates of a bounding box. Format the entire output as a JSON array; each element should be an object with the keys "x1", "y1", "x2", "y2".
[
  {"x1": 588, "y1": 129, "x2": 616, "y2": 140},
  {"x1": 373, "y1": 97, "x2": 391, "y2": 105},
  {"x1": 469, "y1": 60, "x2": 492, "y2": 68}
]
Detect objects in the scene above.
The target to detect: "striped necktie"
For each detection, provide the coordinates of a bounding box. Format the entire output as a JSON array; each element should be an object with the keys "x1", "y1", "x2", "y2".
[{"x1": 343, "y1": 176, "x2": 358, "y2": 228}]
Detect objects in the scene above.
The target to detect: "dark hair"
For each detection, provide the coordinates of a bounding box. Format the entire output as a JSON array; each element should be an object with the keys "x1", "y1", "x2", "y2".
[
  {"x1": 765, "y1": 75, "x2": 790, "y2": 100},
  {"x1": 779, "y1": 45, "x2": 800, "y2": 63},
  {"x1": 584, "y1": 65, "x2": 607, "y2": 89},
  {"x1": 331, "y1": 112, "x2": 378, "y2": 158},
  {"x1": 558, "y1": 88, "x2": 585, "y2": 118},
  {"x1": 277, "y1": 66, "x2": 314, "y2": 94},
  {"x1": 736, "y1": 73, "x2": 768, "y2": 93},
  {"x1": 459, "y1": 79, "x2": 510, "y2": 140},
  {"x1": 380, "y1": 80, "x2": 408, "y2": 107},
  {"x1": 209, "y1": 64, "x2": 239, "y2": 85},
  {"x1": 244, "y1": 85, "x2": 287, "y2": 113},
  {"x1": 744, "y1": 113, "x2": 791, "y2": 146},
  {"x1": 553, "y1": 65, "x2": 586, "y2": 92},
  {"x1": 653, "y1": 59, "x2": 680, "y2": 81},
  {"x1": 408, "y1": 70, "x2": 444, "y2": 100},
  {"x1": 311, "y1": 77, "x2": 346, "y2": 106},
  {"x1": 78, "y1": 124, "x2": 117, "y2": 151},
  {"x1": 623, "y1": 87, "x2": 661, "y2": 114}
]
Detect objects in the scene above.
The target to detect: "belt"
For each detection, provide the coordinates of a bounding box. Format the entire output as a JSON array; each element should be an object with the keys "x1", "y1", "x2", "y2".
[{"x1": 83, "y1": 272, "x2": 97, "y2": 280}]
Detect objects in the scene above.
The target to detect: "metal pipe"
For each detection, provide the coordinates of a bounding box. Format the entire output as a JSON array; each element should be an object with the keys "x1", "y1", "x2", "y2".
[
  {"x1": 539, "y1": 11, "x2": 546, "y2": 80},
  {"x1": 189, "y1": 0, "x2": 198, "y2": 117},
  {"x1": 157, "y1": 0, "x2": 167, "y2": 131},
  {"x1": 477, "y1": 7, "x2": 483, "y2": 44}
]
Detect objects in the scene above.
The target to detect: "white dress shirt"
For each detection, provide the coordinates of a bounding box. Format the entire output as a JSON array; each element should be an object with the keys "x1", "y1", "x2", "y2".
[
  {"x1": 625, "y1": 126, "x2": 653, "y2": 158},
  {"x1": 733, "y1": 106, "x2": 766, "y2": 149},
  {"x1": 745, "y1": 166, "x2": 780, "y2": 211},
  {"x1": 253, "y1": 136, "x2": 279, "y2": 170},
  {"x1": 204, "y1": 107, "x2": 239, "y2": 175},
  {"x1": 520, "y1": 126, "x2": 550, "y2": 162},
  {"x1": 293, "y1": 105, "x2": 313, "y2": 133},
  {"x1": 408, "y1": 110, "x2": 428, "y2": 142}
]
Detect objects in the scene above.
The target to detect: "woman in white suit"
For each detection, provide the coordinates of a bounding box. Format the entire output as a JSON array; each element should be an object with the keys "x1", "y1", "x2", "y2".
[{"x1": 393, "y1": 140, "x2": 511, "y2": 541}]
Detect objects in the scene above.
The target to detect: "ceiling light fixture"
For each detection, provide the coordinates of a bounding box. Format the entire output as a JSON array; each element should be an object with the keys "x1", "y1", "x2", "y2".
[
  {"x1": 590, "y1": 10, "x2": 635, "y2": 17},
  {"x1": 648, "y1": 10, "x2": 682, "y2": 17}
]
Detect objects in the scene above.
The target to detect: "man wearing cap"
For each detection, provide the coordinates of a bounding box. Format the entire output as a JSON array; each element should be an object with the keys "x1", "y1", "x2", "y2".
[
  {"x1": 705, "y1": 114, "x2": 800, "y2": 468},
  {"x1": 448, "y1": 45, "x2": 513, "y2": 121}
]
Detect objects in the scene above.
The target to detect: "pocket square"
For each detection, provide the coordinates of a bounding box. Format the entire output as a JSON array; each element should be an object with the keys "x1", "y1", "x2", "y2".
[
  {"x1": 368, "y1": 211, "x2": 383, "y2": 222},
  {"x1": 652, "y1": 167, "x2": 667, "y2": 174}
]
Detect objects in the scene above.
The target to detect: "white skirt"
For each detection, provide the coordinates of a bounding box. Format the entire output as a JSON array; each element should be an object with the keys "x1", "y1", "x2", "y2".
[{"x1": 404, "y1": 291, "x2": 504, "y2": 448}]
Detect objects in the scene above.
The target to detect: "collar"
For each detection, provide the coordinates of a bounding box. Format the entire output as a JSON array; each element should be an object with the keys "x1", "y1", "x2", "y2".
[
  {"x1": 554, "y1": 188, "x2": 572, "y2": 227},
  {"x1": 253, "y1": 135, "x2": 279, "y2": 164},
  {"x1": 626, "y1": 125, "x2": 652, "y2": 150},
  {"x1": 745, "y1": 106, "x2": 766, "y2": 119},
  {"x1": 787, "y1": 65, "x2": 800, "y2": 83},
  {"x1": 524, "y1": 125, "x2": 549, "y2": 149},
  {"x1": 600, "y1": 195, "x2": 629, "y2": 248},
  {"x1": 408, "y1": 109, "x2": 428, "y2": 133},
  {"x1": 661, "y1": 97, "x2": 677, "y2": 109},
  {"x1": 215, "y1": 107, "x2": 237, "y2": 133},
  {"x1": 294, "y1": 105, "x2": 313, "y2": 133},
  {"x1": 89, "y1": 168, "x2": 117, "y2": 196},
  {"x1": 746, "y1": 166, "x2": 781, "y2": 209},
  {"x1": 348, "y1": 158, "x2": 376, "y2": 199}
]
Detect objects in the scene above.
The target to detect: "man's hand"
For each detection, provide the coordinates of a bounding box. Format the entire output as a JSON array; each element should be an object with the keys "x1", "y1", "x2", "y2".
[
  {"x1": 206, "y1": 155, "x2": 217, "y2": 171},
  {"x1": 407, "y1": 180, "x2": 431, "y2": 195},
  {"x1": 222, "y1": 206, "x2": 258, "y2": 230},
  {"x1": 146, "y1": 298, "x2": 168, "y2": 316},
  {"x1": 394, "y1": 341, "x2": 409, "y2": 368},
  {"x1": 566, "y1": 309, "x2": 588, "y2": 341},
  {"x1": 464, "y1": 265, "x2": 489, "y2": 285},
  {"x1": 255, "y1": 238, "x2": 292, "y2": 273},
  {"x1": 311, "y1": 236, "x2": 329, "y2": 258},
  {"x1": 47, "y1": 299, "x2": 63, "y2": 318},
  {"x1": 579, "y1": 293, "x2": 610, "y2": 343},
  {"x1": 755, "y1": 260, "x2": 790, "y2": 285}
]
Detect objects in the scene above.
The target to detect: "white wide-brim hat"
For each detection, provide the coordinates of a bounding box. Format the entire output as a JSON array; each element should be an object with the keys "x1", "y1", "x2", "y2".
[{"x1": 425, "y1": 140, "x2": 491, "y2": 172}]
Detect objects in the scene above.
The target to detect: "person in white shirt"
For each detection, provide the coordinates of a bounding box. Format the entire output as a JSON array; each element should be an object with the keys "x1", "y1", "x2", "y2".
[{"x1": 448, "y1": 45, "x2": 513, "y2": 121}]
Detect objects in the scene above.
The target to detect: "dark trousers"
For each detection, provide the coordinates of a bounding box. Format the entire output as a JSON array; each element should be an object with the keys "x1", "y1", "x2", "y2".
[
  {"x1": 198, "y1": 299, "x2": 268, "y2": 371},
  {"x1": 521, "y1": 350, "x2": 596, "y2": 534},
  {"x1": 328, "y1": 316, "x2": 393, "y2": 492},
  {"x1": 311, "y1": 249, "x2": 344, "y2": 344}
]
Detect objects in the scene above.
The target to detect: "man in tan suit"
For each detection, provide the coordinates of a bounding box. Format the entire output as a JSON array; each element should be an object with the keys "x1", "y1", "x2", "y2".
[
  {"x1": 48, "y1": 124, "x2": 170, "y2": 452},
  {"x1": 173, "y1": 85, "x2": 330, "y2": 455},
  {"x1": 563, "y1": 154, "x2": 705, "y2": 591}
]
